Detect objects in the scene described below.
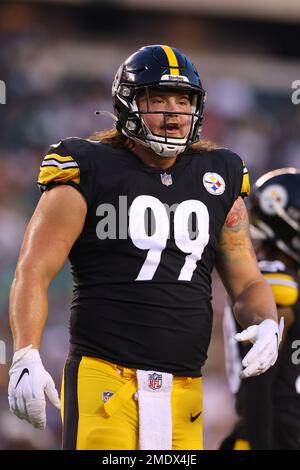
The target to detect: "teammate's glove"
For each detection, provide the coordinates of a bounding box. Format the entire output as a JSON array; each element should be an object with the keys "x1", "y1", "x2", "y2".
[
  {"x1": 235, "y1": 318, "x2": 284, "y2": 378},
  {"x1": 8, "y1": 344, "x2": 61, "y2": 429}
]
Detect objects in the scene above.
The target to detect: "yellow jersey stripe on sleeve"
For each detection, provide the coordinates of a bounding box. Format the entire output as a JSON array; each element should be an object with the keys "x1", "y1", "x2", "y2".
[
  {"x1": 240, "y1": 163, "x2": 250, "y2": 197},
  {"x1": 160, "y1": 45, "x2": 179, "y2": 75},
  {"x1": 43, "y1": 153, "x2": 76, "y2": 164},
  {"x1": 263, "y1": 273, "x2": 299, "y2": 306},
  {"x1": 41, "y1": 159, "x2": 78, "y2": 170},
  {"x1": 38, "y1": 165, "x2": 80, "y2": 186}
]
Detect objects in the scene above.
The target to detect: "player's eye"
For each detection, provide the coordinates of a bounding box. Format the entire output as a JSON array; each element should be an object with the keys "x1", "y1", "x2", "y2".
[
  {"x1": 179, "y1": 99, "x2": 190, "y2": 106},
  {"x1": 151, "y1": 97, "x2": 164, "y2": 104}
]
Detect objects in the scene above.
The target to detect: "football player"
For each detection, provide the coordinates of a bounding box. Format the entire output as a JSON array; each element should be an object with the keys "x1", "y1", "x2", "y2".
[
  {"x1": 9, "y1": 45, "x2": 282, "y2": 450},
  {"x1": 221, "y1": 168, "x2": 300, "y2": 450}
]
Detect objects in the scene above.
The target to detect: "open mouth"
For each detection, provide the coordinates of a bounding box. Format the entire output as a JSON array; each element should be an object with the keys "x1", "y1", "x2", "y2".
[{"x1": 161, "y1": 123, "x2": 181, "y2": 134}]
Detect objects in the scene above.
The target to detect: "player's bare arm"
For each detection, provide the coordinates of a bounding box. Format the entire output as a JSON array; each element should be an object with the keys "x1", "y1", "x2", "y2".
[
  {"x1": 216, "y1": 196, "x2": 278, "y2": 328},
  {"x1": 9, "y1": 185, "x2": 87, "y2": 351}
]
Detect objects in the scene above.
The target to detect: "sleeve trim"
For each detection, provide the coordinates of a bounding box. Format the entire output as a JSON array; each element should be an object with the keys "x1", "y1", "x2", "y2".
[{"x1": 38, "y1": 181, "x2": 89, "y2": 207}]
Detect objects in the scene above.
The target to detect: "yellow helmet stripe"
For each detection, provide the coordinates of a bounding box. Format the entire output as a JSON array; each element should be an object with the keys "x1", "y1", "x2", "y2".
[{"x1": 160, "y1": 45, "x2": 179, "y2": 75}]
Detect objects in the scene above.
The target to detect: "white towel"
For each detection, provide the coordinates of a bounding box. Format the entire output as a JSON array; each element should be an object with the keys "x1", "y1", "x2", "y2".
[{"x1": 136, "y1": 369, "x2": 173, "y2": 450}]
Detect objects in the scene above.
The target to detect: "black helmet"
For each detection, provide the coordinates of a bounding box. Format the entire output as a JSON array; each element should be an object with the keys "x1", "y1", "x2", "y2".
[
  {"x1": 112, "y1": 44, "x2": 206, "y2": 157},
  {"x1": 250, "y1": 168, "x2": 300, "y2": 264}
]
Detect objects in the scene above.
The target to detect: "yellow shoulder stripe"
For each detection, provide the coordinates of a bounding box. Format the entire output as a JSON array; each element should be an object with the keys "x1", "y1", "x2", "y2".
[
  {"x1": 241, "y1": 164, "x2": 250, "y2": 196},
  {"x1": 44, "y1": 153, "x2": 76, "y2": 163},
  {"x1": 263, "y1": 273, "x2": 299, "y2": 306},
  {"x1": 161, "y1": 45, "x2": 179, "y2": 75},
  {"x1": 38, "y1": 166, "x2": 80, "y2": 186},
  {"x1": 263, "y1": 273, "x2": 298, "y2": 285}
]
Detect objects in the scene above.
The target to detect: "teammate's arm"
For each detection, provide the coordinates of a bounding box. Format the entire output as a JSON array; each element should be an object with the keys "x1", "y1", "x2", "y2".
[
  {"x1": 216, "y1": 197, "x2": 281, "y2": 378},
  {"x1": 8, "y1": 185, "x2": 87, "y2": 429}
]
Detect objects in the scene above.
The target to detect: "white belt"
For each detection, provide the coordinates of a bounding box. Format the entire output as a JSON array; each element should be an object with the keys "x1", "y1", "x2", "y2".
[{"x1": 136, "y1": 369, "x2": 173, "y2": 450}]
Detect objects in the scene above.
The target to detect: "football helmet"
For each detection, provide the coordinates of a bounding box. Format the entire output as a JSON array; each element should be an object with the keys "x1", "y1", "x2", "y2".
[
  {"x1": 112, "y1": 45, "x2": 206, "y2": 157},
  {"x1": 250, "y1": 168, "x2": 300, "y2": 264}
]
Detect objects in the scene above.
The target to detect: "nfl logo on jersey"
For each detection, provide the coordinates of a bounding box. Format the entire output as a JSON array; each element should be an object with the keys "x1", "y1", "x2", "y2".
[
  {"x1": 160, "y1": 173, "x2": 173, "y2": 186},
  {"x1": 148, "y1": 373, "x2": 162, "y2": 390}
]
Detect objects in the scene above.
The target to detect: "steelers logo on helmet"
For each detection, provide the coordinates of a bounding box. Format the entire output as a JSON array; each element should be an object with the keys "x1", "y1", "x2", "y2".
[
  {"x1": 259, "y1": 184, "x2": 289, "y2": 216},
  {"x1": 203, "y1": 172, "x2": 225, "y2": 195},
  {"x1": 250, "y1": 168, "x2": 300, "y2": 265}
]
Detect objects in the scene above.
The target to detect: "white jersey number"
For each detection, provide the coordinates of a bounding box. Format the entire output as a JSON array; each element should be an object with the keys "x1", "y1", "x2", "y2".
[{"x1": 129, "y1": 195, "x2": 210, "y2": 281}]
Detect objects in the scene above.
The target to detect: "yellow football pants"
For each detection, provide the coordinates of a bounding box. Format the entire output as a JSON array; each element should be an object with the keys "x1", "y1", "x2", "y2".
[
  {"x1": 233, "y1": 439, "x2": 251, "y2": 450},
  {"x1": 61, "y1": 355, "x2": 203, "y2": 450}
]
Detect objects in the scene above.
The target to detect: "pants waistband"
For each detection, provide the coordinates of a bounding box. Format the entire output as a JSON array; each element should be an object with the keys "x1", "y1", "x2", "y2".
[{"x1": 69, "y1": 352, "x2": 199, "y2": 384}]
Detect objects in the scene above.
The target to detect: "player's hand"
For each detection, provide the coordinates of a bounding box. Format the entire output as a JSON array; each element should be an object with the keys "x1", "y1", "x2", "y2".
[
  {"x1": 235, "y1": 318, "x2": 284, "y2": 378},
  {"x1": 8, "y1": 344, "x2": 61, "y2": 429}
]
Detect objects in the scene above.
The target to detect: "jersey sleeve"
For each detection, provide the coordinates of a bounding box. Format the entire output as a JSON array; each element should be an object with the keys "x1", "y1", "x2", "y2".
[
  {"x1": 213, "y1": 148, "x2": 250, "y2": 201},
  {"x1": 240, "y1": 161, "x2": 250, "y2": 198},
  {"x1": 37, "y1": 138, "x2": 96, "y2": 207}
]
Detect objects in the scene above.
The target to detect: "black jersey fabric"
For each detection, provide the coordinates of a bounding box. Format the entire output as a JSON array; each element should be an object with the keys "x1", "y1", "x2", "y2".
[
  {"x1": 38, "y1": 138, "x2": 249, "y2": 376},
  {"x1": 224, "y1": 260, "x2": 300, "y2": 448}
]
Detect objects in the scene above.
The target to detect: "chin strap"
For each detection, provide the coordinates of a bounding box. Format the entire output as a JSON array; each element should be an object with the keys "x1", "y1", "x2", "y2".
[{"x1": 148, "y1": 140, "x2": 186, "y2": 157}]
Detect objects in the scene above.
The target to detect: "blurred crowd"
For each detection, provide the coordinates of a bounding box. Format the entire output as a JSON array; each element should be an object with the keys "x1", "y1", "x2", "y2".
[{"x1": 0, "y1": 1, "x2": 299, "y2": 450}]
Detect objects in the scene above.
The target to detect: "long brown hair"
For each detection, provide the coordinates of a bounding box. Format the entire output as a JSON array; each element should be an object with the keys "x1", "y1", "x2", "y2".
[{"x1": 88, "y1": 128, "x2": 217, "y2": 153}]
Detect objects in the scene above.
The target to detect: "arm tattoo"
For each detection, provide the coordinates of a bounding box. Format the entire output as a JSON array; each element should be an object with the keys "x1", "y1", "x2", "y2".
[
  {"x1": 218, "y1": 197, "x2": 256, "y2": 263},
  {"x1": 225, "y1": 197, "x2": 246, "y2": 231}
]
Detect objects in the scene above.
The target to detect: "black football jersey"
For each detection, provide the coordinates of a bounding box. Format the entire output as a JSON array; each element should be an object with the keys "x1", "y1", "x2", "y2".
[
  {"x1": 38, "y1": 138, "x2": 249, "y2": 376},
  {"x1": 224, "y1": 260, "x2": 300, "y2": 423}
]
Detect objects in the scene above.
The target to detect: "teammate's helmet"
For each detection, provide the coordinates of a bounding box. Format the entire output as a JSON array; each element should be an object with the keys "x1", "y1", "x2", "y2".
[
  {"x1": 250, "y1": 168, "x2": 300, "y2": 264},
  {"x1": 112, "y1": 45, "x2": 206, "y2": 157}
]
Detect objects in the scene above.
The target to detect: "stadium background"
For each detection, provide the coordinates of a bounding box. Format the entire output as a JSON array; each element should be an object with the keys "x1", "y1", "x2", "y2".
[{"x1": 0, "y1": 0, "x2": 299, "y2": 450}]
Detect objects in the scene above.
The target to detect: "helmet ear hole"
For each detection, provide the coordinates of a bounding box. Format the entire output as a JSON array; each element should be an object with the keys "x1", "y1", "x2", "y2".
[
  {"x1": 127, "y1": 122, "x2": 134, "y2": 130},
  {"x1": 127, "y1": 120, "x2": 137, "y2": 131},
  {"x1": 120, "y1": 85, "x2": 131, "y2": 98}
]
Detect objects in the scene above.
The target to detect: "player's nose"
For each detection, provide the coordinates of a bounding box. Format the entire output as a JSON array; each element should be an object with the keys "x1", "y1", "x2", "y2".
[{"x1": 165, "y1": 99, "x2": 179, "y2": 114}]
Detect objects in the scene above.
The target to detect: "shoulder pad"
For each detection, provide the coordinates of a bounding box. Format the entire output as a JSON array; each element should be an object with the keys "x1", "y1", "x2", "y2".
[
  {"x1": 262, "y1": 271, "x2": 299, "y2": 307},
  {"x1": 37, "y1": 139, "x2": 81, "y2": 190}
]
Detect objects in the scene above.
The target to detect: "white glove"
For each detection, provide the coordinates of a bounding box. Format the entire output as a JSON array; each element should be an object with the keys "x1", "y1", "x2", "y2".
[
  {"x1": 8, "y1": 344, "x2": 61, "y2": 429},
  {"x1": 235, "y1": 318, "x2": 284, "y2": 379}
]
